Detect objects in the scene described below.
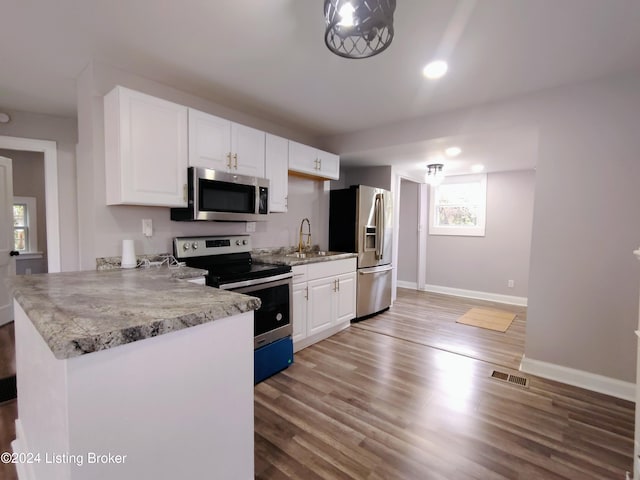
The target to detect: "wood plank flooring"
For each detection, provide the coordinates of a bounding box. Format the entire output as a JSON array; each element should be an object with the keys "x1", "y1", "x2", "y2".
[
  {"x1": 0, "y1": 321, "x2": 17, "y2": 480},
  {"x1": 255, "y1": 290, "x2": 633, "y2": 479},
  {"x1": 0, "y1": 292, "x2": 633, "y2": 479},
  {"x1": 354, "y1": 288, "x2": 527, "y2": 370}
]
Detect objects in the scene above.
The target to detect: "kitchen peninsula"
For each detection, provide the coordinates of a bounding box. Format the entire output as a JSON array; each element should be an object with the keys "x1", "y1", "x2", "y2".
[{"x1": 8, "y1": 266, "x2": 259, "y2": 480}]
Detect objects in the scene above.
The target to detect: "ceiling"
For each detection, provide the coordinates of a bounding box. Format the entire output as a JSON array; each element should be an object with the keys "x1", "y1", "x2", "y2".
[{"x1": 2, "y1": 0, "x2": 640, "y2": 175}]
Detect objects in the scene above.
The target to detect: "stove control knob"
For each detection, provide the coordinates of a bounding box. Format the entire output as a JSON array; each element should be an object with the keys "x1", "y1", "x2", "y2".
[
  {"x1": 236, "y1": 240, "x2": 241, "y2": 246},
  {"x1": 183, "y1": 243, "x2": 190, "y2": 251},
  {"x1": 192, "y1": 242, "x2": 198, "y2": 250},
  {"x1": 242, "y1": 240, "x2": 248, "y2": 245}
]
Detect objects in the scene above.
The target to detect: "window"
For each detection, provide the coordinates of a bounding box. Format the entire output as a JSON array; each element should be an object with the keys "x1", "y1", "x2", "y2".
[
  {"x1": 13, "y1": 196, "x2": 38, "y2": 253},
  {"x1": 429, "y1": 174, "x2": 487, "y2": 236}
]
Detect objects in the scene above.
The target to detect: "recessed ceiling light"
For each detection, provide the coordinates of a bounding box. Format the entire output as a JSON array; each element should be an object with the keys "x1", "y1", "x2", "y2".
[
  {"x1": 0, "y1": 112, "x2": 10, "y2": 124},
  {"x1": 471, "y1": 164, "x2": 485, "y2": 173},
  {"x1": 423, "y1": 60, "x2": 448, "y2": 79},
  {"x1": 445, "y1": 146, "x2": 461, "y2": 157}
]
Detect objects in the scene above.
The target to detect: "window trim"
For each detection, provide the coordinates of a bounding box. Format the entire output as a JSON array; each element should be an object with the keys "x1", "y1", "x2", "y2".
[
  {"x1": 428, "y1": 173, "x2": 487, "y2": 237},
  {"x1": 13, "y1": 196, "x2": 38, "y2": 253}
]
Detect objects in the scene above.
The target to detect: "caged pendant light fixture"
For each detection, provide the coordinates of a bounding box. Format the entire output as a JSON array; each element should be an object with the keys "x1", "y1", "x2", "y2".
[{"x1": 324, "y1": 0, "x2": 397, "y2": 59}]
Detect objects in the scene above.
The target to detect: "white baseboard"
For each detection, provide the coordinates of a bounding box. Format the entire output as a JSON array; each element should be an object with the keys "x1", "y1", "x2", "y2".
[
  {"x1": 396, "y1": 280, "x2": 418, "y2": 290},
  {"x1": 520, "y1": 355, "x2": 635, "y2": 402},
  {"x1": 422, "y1": 284, "x2": 528, "y2": 307}
]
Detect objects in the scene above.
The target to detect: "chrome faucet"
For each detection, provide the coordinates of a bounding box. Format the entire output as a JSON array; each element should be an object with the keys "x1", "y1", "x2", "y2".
[{"x1": 298, "y1": 218, "x2": 311, "y2": 253}]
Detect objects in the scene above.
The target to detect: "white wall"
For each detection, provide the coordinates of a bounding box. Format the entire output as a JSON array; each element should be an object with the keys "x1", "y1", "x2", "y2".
[
  {"x1": 426, "y1": 170, "x2": 535, "y2": 298},
  {"x1": 76, "y1": 62, "x2": 328, "y2": 269},
  {"x1": 324, "y1": 71, "x2": 640, "y2": 384},
  {"x1": 0, "y1": 110, "x2": 79, "y2": 272}
]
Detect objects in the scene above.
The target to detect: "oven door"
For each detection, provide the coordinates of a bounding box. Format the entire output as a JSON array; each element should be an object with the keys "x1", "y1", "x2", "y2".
[{"x1": 221, "y1": 275, "x2": 292, "y2": 349}]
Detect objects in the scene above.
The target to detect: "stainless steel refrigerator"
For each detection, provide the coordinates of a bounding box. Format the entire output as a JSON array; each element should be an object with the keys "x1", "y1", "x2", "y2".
[{"x1": 329, "y1": 185, "x2": 393, "y2": 319}]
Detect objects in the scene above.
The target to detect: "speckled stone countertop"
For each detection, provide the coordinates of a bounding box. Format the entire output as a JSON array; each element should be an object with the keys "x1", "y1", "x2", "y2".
[
  {"x1": 8, "y1": 266, "x2": 261, "y2": 360},
  {"x1": 253, "y1": 246, "x2": 357, "y2": 266}
]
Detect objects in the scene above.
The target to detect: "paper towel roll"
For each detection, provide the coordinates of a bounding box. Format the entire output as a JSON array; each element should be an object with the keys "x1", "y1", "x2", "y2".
[{"x1": 121, "y1": 239, "x2": 137, "y2": 269}]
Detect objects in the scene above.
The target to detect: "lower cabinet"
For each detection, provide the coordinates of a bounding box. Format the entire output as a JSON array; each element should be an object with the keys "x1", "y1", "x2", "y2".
[{"x1": 292, "y1": 258, "x2": 357, "y2": 352}]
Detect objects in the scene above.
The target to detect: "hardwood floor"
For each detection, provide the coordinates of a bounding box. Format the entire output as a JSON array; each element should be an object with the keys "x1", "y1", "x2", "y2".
[
  {"x1": 255, "y1": 290, "x2": 633, "y2": 479},
  {"x1": 0, "y1": 293, "x2": 633, "y2": 479},
  {"x1": 354, "y1": 288, "x2": 527, "y2": 370},
  {"x1": 0, "y1": 323, "x2": 15, "y2": 379},
  {"x1": 0, "y1": 322, "x2": 17, "y2": 480}
]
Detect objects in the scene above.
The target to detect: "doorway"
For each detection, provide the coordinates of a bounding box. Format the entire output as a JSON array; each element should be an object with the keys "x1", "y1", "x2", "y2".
[
  {"x1": 395, "y1": 177, "x2": 427, "y2": 291},
  {"x1": 0, "y1": 149, "x2": 48, "y2": 278},
  {"x1": 0, "y1": 136, "x2": 61, "y2": 426}
]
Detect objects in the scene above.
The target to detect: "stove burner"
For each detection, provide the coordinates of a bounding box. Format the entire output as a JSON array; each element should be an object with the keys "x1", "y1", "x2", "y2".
[{"x1": 173, "y1": 235, "x2": 291, "y2": 287}]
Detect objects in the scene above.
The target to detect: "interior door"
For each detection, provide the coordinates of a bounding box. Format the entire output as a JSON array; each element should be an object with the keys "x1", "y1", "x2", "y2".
[{"x1": 0, "y1": 156, "x2": 15, "y2": 326}]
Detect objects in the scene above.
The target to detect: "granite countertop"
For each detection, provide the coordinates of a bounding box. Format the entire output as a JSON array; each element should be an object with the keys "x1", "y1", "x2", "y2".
[
  {"x1": 253, "y1": 249, "x2": 357, "y2": 266},
  {"x1": 8, "y1": 266, "x2": 261, "y2": 360}
]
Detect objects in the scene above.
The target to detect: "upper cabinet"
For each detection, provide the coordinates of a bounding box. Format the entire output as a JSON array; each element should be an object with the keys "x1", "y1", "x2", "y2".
[
  {"x1": 104, "y1": 86, "x2": 188, "y2": 207},
  {"x1": 188, "y1": 109, "x2": 265, "y2": 178},
  {"x1": 265, "y1": 134, "x2": 288, "y2": 213},
  {"x1": 288, "y1": 141, "x2": 340, "y2": 180},
  {"x1": 104, "y1": 86, "x2": 340, "y2": 209}
]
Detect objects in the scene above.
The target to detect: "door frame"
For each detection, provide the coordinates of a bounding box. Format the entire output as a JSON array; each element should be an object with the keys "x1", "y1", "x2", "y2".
[
  {"x1": 0, "y1": 135, "x2": 60, "y2": 273},
  {"x1": 392, "y1": 173, "x2": 428, "y2": 294}
]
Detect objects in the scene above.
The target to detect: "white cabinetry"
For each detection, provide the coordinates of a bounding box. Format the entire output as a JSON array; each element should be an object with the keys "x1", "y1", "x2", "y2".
[
  {"x1": 292, "y1": 258, "x2": 356, "y2": 352},
  {"x1": 265, "y1": 134, "x2": 288, "y2": 212},
  {"x1": 292, "y1": 281, "x2": 308, "y2": 344},
  {"x1": 188, "y1": 109, "x2": 265, "y2": 177},
  {"x1": 335, "y1": 272, "x2": 357, "y2": 324},
  {"x1": 288, "y1": 140, "x2": 340, "y2": 180},
  {"x1": 307, "y1": 277, "x2": 335, "y2": 336},
  {"x1": 104, "y1": 86, "x2": 188, "y2": 207}
]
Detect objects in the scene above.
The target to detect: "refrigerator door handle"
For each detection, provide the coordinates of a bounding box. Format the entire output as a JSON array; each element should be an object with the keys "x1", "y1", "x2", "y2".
[
  {"x1": 375, "y1": 193, "x2": 384, "y2": 260},
  {"x1": 358, "y1": 264, "x2": 393, "y2": 275}
]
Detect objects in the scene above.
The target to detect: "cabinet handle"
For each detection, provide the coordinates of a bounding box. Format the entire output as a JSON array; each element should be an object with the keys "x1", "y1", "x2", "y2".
[
  {"x1": 337, "y1": 278, "x2": 340, "y2": 292},
  {"x1": 318, "y1": 158, "x2": 322, "y2": 171},
  {"x1": 233, "y1": 153, "x2": 238, "y2": 169},
  {"x1": 226, "y1": 152, "x2": 232, "y2": 169},
  {"x1": 305, "y1": 286, "x2": 308, "y2": 300},
  {"x1": 314, "y1": 158, "x2": 319, "y2": 170}
]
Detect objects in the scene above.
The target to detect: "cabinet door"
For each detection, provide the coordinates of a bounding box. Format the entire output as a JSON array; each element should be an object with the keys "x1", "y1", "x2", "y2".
[
  {"x1": 307, "y1": 277, "x2": 335, "y2": 336},
  {"x1": 318, "y1": 150, "x2": 340, "y2": 180},
  {"x1": 265, "y1": 134, "x2": 288, "y2": 212},
  {"x1": 288, "y1": 141, "x2": 318, "y2": 176},
  {"x1": 105, "y1": 86, "x2": 188, "y2": 207},
  {"x1": 231, "y1": 123, "x2": 265, "y2": 177},
  {"x1": 188, "y1": 109, "x2": 232, "y2": 171},
  {"x1": 335, "y1": 272, "x2": 356, "y2": 324},
  {"x1": 292, "y1": 282, "x2": 308, "y2": 344}
]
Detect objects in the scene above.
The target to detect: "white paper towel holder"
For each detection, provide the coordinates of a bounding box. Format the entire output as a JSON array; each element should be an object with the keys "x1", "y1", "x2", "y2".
[{"x1": 121, "y1": 239, "x2": 137, "y2": 269}]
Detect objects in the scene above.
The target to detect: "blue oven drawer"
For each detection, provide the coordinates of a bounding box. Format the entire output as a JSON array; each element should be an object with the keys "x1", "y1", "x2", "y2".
[{"x1": 254, "y1": 336, "x2": 293, "y2": 384}]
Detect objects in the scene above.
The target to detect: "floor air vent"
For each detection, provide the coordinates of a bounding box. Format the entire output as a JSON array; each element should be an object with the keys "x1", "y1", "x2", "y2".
[{"x1": 490, "y1": 370, "x2": 529, "y2": 388}]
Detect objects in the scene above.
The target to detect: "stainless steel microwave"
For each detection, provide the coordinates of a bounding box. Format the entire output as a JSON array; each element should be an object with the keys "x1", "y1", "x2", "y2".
[{"x1": 170, "y1": 167, "x2": 269, "y2": 221}]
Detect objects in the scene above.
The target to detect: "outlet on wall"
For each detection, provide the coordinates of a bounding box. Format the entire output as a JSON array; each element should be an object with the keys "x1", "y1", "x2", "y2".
[
  {"x1": 507, "y1": 279, "x2": 515, "y2": 288},
  {"x1": 142, "y1": 219, "x2": 153, "y2": 237}
]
